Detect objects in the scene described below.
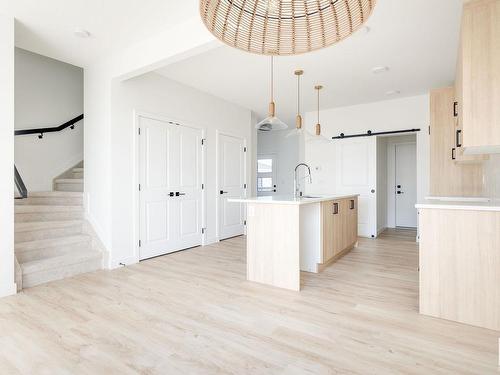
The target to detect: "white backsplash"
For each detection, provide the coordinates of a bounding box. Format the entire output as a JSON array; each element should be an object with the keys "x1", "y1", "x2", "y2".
[{"x1": 483, "y1": 154, "x2": 500, "y2": 199}]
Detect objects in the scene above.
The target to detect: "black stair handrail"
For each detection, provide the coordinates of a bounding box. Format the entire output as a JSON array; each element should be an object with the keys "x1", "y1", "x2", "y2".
[
  {"x1": 14, "y1": 114, "x2": 84, "y2": 139},
  {"x1": 14, "y1": 165, "x2": 28, "y2": 199}
]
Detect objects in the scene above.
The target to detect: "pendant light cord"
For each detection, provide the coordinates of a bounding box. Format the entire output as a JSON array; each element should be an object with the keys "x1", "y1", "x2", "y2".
[
  {"x1": 297, "y1": 73, "x2": 301, "y2": 116},
  {"x1": 317, "y1": 87, "x2": 320, "y2": 124},
  {"x1": 270, "y1": 56, "x2": 274, "y2": 102}
]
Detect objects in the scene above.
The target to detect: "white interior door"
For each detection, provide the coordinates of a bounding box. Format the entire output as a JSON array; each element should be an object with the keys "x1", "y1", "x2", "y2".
[
  {"x1": 139, "y1": 116, "x2": 203, "y2": 260},
  {"x1": 218, "y1": 133, "x2": 246, "y2": 240},
  {"x1": 335, "y1": 137, "x2": 377, "y2": 238},
  {"x1": 395, "y1": 143, "x2": 417, "y2": 228}
]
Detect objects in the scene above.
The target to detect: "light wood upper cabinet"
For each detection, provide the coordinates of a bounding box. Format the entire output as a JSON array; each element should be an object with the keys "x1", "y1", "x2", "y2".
[
  {"x1": 459, "y1": 0, "x2": 500, "y2": 149},
  {"x1": 430, "y1": 87, "x2": 484, "y2": 196}
]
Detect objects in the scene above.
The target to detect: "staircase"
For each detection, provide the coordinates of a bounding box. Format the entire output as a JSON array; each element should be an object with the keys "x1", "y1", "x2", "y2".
[{"x1": 14, "y1": 165, "x2": 103, "y2": 289}]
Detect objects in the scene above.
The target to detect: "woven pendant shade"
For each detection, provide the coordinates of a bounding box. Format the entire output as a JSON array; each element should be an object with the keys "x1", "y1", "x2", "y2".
[{"x1": 200, "y1": 0, "x2": 377, "y2": 56}]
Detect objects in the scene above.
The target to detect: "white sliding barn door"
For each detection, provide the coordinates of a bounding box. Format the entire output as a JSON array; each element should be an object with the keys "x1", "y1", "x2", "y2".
[
  {"x1": 139, "y1": 116, "x2": 203, "y2": 260},
  {"x1": 218, "y1": 133, "x2": 246, "y2": 240},
  {"x1": 335, "y1": 137, "x2": 377, "y2": 238}
]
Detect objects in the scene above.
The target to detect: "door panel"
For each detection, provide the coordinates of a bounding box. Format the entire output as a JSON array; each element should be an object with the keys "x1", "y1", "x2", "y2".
[
  {"x1": 218, "y1": 133, "x2": 246, "y2": 240},
  {"x1": 335, "y1": 138, "x2": 377, "y2": 238},
  {"x1": 139, "y1": 116, "x2": 202, "y2": 260},
  {"x1": 395, "y1": 143, "x2": 417, "y2": 228}
]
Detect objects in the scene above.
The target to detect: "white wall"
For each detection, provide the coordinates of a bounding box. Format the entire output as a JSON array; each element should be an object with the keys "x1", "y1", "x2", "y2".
[
  {"x1": 303, "y1": 95, "x2": 430, "y2": 204},
  {"x1": 109, "y1": 72, "x2": 253, "y2": 267},
  {"x1": 376, "y1": 137, "x2": 388, "y2": 233},
  {"x1": 15, "y1": 48, "x2": 83, "y2": 192},
  {"x1": 0, "y1": 14, "x2": 16, "y2": 297},
  {"x1": 257, "y1": 130, "x2": 300, "y2": 195},
  {"x1": 84, "y1": 19, "x2": 217, "y2": 253}
]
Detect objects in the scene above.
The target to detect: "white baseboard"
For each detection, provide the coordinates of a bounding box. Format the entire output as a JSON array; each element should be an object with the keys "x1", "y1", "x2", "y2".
[
  {"x1": 204, "y1": 237, "x2": 220, "y2": 246},
  {"x1": 377, "y1": 227, "x2": 387, "y2": 237},
  {"x1": 109, "y1": 256, "x2": 139, "y2": 270},
  {"x1": 0, "y1": 282, "x2": 17, "y2": 298}
]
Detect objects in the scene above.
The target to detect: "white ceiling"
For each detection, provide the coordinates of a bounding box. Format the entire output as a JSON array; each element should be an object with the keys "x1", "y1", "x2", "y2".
[
  {"x1": 0, "y1": 0, "x2": 198, "y2": 67},
  {"x1": 157, "y1": 0, "x2": 464, "y2": 126}
]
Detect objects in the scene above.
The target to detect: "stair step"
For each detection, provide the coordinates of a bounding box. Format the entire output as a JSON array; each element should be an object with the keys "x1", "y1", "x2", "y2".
[
  {"x1": 72, "y1": 172, "x2": 83, "y2": 179},
  {"x1": 15, "y1": 207, "x2": 84, "y2": 223},
  {"x1": 15, "y1": 221, "x2": 84, "y2": 243},
  {"x1": 15, "y1": 234, "x2": 91, "y2": 252},
  {"x1": 15, "y1": 205, "x2": 82, "y2": 213},
  {"x1": 21, "y1": 250, "x2": 102, "y2": 288},
  {"x1": 16, "y1": 235, "x2": 91, "y2": 263},
  {"x1": 55, "y1": 179, "x2": 84, "y2": 192},
  {"x1": 15, "y1": 196, "x2": 83, "y2": 206},
  {"x1": 29, "y1": 191, "x2": 83, "y2": 198},
  {"x1": 54, "y1": 178, "x2": 83, "y2": 184},
  {"x1": 72, "y1": 168, "x2": 84, "y2": 173}
]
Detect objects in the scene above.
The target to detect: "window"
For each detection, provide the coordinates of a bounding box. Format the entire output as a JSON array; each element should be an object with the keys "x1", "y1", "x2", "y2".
[{"x1": 257, "y1": 156, "x2": 277, "y2": 194}]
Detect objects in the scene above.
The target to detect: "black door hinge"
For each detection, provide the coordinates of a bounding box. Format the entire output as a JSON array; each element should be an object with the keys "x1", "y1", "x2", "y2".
[
  {"x1": 244, "y1": 183, "x2": 247, "y2": 189},
  {"x1": 428, "y1": 126, "x2": 430, "y2": 135},
  {"x1": 202, "y1": 183, "x2": 204, "y2": 190},
  {"x1": 244, "y1": 220, "x2": 247, "y2": 226},
  {"x1": 243, "y1": 147, "x2": 247, "y2": 152},
  {"x1": 138, "y1": 184, "x2": 141, "y2": 191},
  {"x1": 139, "y1": 240, "x2": 142, "y2": 247},
  {"x1": 138, "y1": 128, "x2": 141, "y2": 135},
  {"x1": 201, "y1": 139, "x2": 206, "y2": 146},
  {"x1": 201, "y1": 228, "x2": 206, "y2": 234}
]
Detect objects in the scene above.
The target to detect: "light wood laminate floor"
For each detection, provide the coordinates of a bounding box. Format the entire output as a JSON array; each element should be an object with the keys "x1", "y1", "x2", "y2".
[{"x1": 0, "y1": 229, "x2": 498, "y2": 374}]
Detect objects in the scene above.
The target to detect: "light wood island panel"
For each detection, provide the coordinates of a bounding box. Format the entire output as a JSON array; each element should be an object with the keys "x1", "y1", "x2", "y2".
[{"x1": 419, "y1": 207, "x2": 500, "y2": 331}]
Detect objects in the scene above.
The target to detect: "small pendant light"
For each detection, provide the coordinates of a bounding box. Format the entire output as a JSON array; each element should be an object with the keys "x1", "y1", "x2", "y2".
[
  {"x1": 286, "y1": 69, "x2": 305, "y2": 138},
  {"x1": 256, "y1": 56, "x2": 288, "y2": 131},
  {"x1": 315, "y1": 85, "x2": 323, "y2": 136}
]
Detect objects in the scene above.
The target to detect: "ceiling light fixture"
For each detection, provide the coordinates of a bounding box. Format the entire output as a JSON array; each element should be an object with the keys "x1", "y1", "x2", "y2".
[
  {"x1": 256, "y1": 56, "x2": 288, "y2": 131},
  {"x1": 200, "y1": 0, "x2": 377, "y2": 56},
  {"x1": 74, "y1": 28, "x2": 91, "y2": 38},
  {"x1": 372, "y1": 66, "x2": 389, "y2": 74}
]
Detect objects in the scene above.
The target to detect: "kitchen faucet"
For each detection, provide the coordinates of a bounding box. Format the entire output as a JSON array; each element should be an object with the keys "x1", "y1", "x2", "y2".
[{"x1": 294, "y1": 163, "x2": 312, "y2": 198}]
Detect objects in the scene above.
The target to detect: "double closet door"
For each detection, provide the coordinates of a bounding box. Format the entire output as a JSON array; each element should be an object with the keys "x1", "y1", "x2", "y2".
[{"x1": 139, "y1": 116, "x2": 203, "y2": 260}]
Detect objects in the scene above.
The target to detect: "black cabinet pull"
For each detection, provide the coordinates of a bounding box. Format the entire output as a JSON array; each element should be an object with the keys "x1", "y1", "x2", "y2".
[
  {"x1": 333, "y1": 202, "x2": 339, "y2": 215},
  {"x1": 453, "y1": 101, "x2": 458, "y2": 117},
  {"x1": 456, "y1": 129, "x2": 462, "y2": 147},
  {"x1": 451, "y1": 148, "x2": 456, "y2": 160},
  {"x1": 350, "y1": 200, "x2": 355, "y2": 209}
]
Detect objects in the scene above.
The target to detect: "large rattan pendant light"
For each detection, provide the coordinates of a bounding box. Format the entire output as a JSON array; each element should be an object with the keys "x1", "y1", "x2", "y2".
[
  {"x1": 200, "y1": 0, "x2": 377, "y2": 56},
  {"x1": 256, "y1": 56, "x2": 288, "y2": 131}
]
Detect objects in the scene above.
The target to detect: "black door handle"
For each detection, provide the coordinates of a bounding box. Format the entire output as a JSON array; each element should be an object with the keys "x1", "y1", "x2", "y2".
[
  {"x1": 176, "y1": 192, "x2": 186, "y2": 196},
  {"x1": 220, "y1": 190, "x2": 228, "y2": 195},
  {"x1": 397, "y1": 191, "x2": 403, "y2": 194},
  {"x1": 397, "y1": 185, "x2": 401, "y2": 189}
]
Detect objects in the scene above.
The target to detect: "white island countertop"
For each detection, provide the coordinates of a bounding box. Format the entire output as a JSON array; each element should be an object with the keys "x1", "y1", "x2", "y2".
[
  {"x1": 229, "y1": 194, "x2": 359, "y2": 205},
  {"x1": 416, "y1": 198, "x2": 500, "y2": 212}
]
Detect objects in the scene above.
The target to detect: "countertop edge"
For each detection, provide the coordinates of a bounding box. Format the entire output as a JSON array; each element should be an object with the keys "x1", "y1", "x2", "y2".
[{"x1": 228, "y1": 194, "x2": 360, "y2": 205}]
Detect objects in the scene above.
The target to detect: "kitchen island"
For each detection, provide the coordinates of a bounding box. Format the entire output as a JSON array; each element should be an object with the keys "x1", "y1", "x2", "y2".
[{"x1": 229, "y1": 195, "x2": 358, "y2": 291}]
